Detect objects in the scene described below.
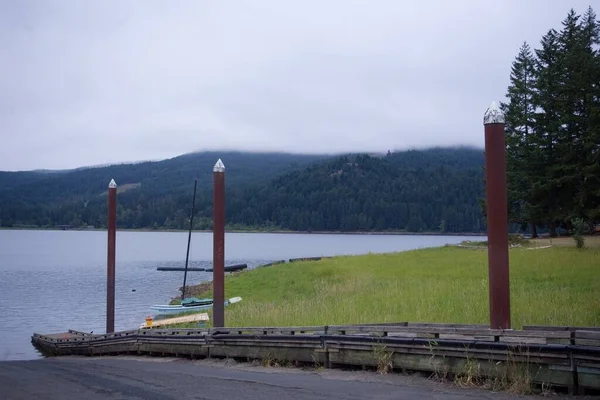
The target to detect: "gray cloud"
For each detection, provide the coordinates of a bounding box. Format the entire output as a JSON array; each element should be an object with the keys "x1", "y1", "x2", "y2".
[{"x1": 0, "y1": 0, "x2": 593, "y2": 170}]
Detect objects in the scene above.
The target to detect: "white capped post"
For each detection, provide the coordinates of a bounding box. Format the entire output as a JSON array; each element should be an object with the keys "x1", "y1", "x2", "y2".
[
  {"x1": 213, "y1": 158, "x2": 225, "y2": 173},
  {"x1": 483, "y1": 101, "x2": 505, "y2": 125}
]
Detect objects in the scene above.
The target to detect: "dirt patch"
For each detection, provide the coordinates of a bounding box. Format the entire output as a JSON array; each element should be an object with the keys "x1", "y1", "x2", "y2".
[
  {"x1": 170, "y1": 282, "x2": 212, "y2": 303},
  {"x1": 530, "y1": 235, "x2": 600, "y2": 248},
  {"x1": 172, "y1": 270, "x2": 249, "y2": 302},
  {"x1": 457, "y1": 234, "x2": 600, "y2": 249}
]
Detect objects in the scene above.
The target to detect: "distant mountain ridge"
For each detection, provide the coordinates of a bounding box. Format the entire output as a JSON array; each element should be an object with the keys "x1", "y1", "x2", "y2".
[
  {"x1": 0, "y1": 151, "x2": 333, "y2": 204},
  {"x1": 223, "y1": 147, "x2": 485, "y2": 232},
  {"x1": 0, "y1": 147, "x2": 486, "y2": 233}
]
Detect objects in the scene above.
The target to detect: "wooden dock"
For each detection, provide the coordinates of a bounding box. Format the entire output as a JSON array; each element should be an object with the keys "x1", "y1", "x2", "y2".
[{"x1": 31, "y1": 322, "x2": 600, "y2": 395}]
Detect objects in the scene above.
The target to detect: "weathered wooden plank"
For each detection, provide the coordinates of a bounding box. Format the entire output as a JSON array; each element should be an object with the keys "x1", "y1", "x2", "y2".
[
  {"x1": 137, "y1": 335, "x2": 207, "y2": 343},
  {"x1": 327, "y1": 325, "x2": 572, "y2": 341},
  {"x1": 140, "y1": 329, "x2": 208, "y2": 337},
  {"x1": 137, "y1": 342, "x2": 209, "y2": 357},
  {"x1": 208, "y1": 344, "x2": 322, "y2": 363},
  {"x1": 524, "y1": 325, "x2": 571, "y2": 331},
  {"x1": 577, "y1": 364, "x2": 600, "y2": 390},
  {"x1": 351, "y1": 322, "x2": 409, "y2": 327},
  {"x1": 499, "y1": 336, "x2": 548, "y2": 344},
  {"x1": 438, "y1": 334, "x2": 497, "y2": 341},
  {"x1": 209, "y1": 326, "x2": 325, "y2": 335},
  {"x1": 575, "y1": 339, "x2": 600, "y2": 347},
  {"x1": 140, "y1": 313, "x2": 209, "y2": 329},
  {"x1": 325, "y1": 337, "x2": 572, "y2": 366},
  {"x1": 573, "y1": 331, "x2": 600, "y2": 347},
  {"x1": 524, "y1": 325, "x2": 600, "y2": 332},
  {"x1": 574, "y1": 331, "x2": 600, "y2": 340},
  {"x1": 407, "y1": 323, "x2": 488, "y2": 329},
  {"x1": 208, "y1": 339, "x2": 321, "y2": 349},
  {"x1": 67, "y1": 330, "x2": 96, "y2": 336}
]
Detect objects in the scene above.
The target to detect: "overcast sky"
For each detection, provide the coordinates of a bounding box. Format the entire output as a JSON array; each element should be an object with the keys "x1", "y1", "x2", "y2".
[{"x1": 0, "y1": 1, "x2": 595, "y2": 171}]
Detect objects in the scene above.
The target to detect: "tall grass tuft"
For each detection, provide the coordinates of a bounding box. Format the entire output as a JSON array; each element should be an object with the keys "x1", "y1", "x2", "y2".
[{"x1": 572, "y1": 218, "x2": 589, "y2": 249}]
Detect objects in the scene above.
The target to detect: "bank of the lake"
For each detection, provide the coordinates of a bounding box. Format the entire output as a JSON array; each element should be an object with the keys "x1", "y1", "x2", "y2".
[
  {"x1": 0, "y1": 229, "x2": 480, "y2": 361},
  {"x1": 180, "y1": 245, "x2": 600, "y2": 329},
  {"x1": 0, "y1": 226, "x2": 486, "y2": 236}
]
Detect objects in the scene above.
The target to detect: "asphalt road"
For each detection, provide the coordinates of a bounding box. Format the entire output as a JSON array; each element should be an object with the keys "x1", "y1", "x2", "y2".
[{"x1": 0, "y1": 356, "x2": 550, "y2": 400}]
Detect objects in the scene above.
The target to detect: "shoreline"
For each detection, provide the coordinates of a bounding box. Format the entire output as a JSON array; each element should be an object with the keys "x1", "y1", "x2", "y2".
[{"x1": 0, "y1": 227, "x2": 487, "y2": 236}]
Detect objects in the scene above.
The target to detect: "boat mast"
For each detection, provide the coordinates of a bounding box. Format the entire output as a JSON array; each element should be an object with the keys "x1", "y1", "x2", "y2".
[{"x1": 181, "y1": 179, "x2": 198, "y2": 301}]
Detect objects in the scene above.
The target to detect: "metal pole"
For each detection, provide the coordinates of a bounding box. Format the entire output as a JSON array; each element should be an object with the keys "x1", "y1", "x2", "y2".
[
  {"x1": 212, "y1": 159, "x2": 226, "y2": 328},
  {"x1": 106, "y1": 179, "x2": 117, "y2": 334},
  {"x1": 181, "y1": 179, "x2": 198, "y2": 301},
  {"x1": 483, "y1": 102, "x2": 511, "y2": 329}
]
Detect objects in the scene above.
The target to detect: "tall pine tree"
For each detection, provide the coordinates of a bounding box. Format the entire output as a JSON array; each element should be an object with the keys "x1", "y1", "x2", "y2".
[
  {"x1": 554, "y1": 10, "x2": 585, "y2": 225},
  {"x1": 579, "y1": 7, "x2": 600, "y2": 222},
  {"x1": 502, "y1": 42, "x2": 540, "y2": 236},
  {"x1": 503, "y1": 6, "x2": 600, "y2": 235},
  {"x1": 533, "y1": 28, "x2": 562, "y2": 235},
  {"x1": 553, "y1": 8, "x2": 600, "y2": 226}
]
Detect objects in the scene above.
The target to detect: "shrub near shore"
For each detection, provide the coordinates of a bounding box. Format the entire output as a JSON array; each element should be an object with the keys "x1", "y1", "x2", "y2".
[{"x1": 176, "y1": 244, "x2": 599, "y2": 329}]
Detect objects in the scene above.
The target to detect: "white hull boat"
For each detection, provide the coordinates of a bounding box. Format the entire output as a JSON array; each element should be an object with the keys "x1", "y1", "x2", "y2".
[{"x1": 150, "y1": 296, "x2": 242, "y2": 316}]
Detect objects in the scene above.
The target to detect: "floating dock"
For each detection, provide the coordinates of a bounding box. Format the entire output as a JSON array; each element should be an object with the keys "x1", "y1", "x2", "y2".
[
  {"x1": 31, "y1": 323, "x2": 600, "y2": 395},
  {"x1": 156, "y1": 258, "x2": 331, "y2": 272},
  {"x1": 157, "y1": 263, "x2": 248, "y2": 272}
]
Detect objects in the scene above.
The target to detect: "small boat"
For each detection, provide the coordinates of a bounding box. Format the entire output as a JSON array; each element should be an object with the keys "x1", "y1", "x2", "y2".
[
  {"x1": 150, "y1": 296, "x2": 242, "y2": 316},
  {"x1": 181, "y1": 297, "x2": 213, "y2": 307}
]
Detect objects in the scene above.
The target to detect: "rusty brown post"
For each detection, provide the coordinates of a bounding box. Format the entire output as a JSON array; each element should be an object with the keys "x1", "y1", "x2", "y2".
[
  {"x1": 483, "y1": 102, "x2": 511, "y2": 329},
  {"x1": 212, "y1": 159, "x2": 226, "y2": 327},
  {"x1": 106, "y1": 179, "x2": 117, "y2": 334}
]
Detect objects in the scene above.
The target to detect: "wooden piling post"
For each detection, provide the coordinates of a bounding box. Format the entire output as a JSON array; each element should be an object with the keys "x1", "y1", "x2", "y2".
[
  {"x1": 107, "y1": 179, "x2": 117, "y2": 334},
  {"x1": 212, "y1": 159, "x2": 226, "y2": 328},
  {"x1": 483, "y1": 102, "x2": 511, "y2": 329}
]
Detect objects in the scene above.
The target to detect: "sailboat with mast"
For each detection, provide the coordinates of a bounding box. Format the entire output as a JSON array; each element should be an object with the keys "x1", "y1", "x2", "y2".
[{"x1": 149, "y1": 178, "x2": 241, "y2": 316}]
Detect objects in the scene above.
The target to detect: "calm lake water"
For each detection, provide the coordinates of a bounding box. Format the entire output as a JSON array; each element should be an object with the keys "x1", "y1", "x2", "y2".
[{"x1": 0, "y1": 230, "x2": 484, "y2": 361}]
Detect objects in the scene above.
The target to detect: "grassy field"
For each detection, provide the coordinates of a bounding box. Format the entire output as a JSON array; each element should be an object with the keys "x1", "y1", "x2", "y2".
[{"x1": 175, "y1": 243, "x2": 599, "y2": 329}]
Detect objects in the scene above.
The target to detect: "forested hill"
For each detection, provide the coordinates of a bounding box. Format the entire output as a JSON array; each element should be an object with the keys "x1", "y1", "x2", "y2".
[
  {"x1": 227, "y1": 148, "x2": 485, "y2": 233},
  {"x1": 0, "y1": 151, "x2": 332, "y2": 205},
  {"x1": 0, "y1": 151, "x2": 333, "y2": 228},
  {"x1": 0, "y1": 147, "x2": 486, "y2": 233}
]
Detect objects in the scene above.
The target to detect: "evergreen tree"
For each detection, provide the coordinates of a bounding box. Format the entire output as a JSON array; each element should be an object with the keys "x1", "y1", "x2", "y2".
[
  {"x1": 578, "y1": 7, "x2": 600, "y2": 222},
  {"x1": 501, "y1": 41, "x2": 540, "y2": 237},
  {"x1": 500, "y1": 6, "x2": 600, "y2": 235},
  {"x1": 551, "y1": 8, "x2": 600, "y2": 226},
  {"x1": 554, "y1": 10, "x2": 585, "y2": 224},
  {"x1": 533, "y1": 28, "x2": 562, "y2": 235}
]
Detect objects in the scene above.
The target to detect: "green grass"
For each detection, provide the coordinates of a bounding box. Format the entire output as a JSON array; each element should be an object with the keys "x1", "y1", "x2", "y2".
[{"x1": 176, "y1": 246, "x2": 600, "y2": 329}]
